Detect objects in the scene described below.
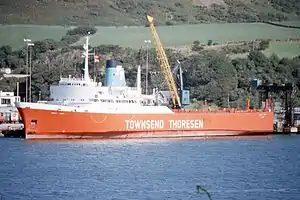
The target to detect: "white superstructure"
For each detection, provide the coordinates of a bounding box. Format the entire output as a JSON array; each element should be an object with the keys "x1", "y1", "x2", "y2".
[{"x1": 35, "y1": 33, "x2": 165, "y2": 109}]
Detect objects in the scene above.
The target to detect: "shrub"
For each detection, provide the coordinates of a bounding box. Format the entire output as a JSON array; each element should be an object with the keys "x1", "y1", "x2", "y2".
[{"x1": 66, "y1": 26, "x2": 97, "y2": 36}]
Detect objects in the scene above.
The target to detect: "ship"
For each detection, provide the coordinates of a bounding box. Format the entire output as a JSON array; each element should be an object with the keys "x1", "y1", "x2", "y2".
[{"x1": 15, "y1": 15, "x2": 274, "y2": 139}]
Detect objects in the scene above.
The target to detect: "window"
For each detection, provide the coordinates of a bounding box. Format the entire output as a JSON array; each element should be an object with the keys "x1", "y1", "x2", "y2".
[{"x1": 1, "y1": 99, "x2": 11, "y2": 104}]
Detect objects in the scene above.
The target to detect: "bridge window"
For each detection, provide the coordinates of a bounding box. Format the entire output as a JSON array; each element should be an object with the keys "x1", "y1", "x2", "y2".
[
  {"x1": 99, "y1": 99, "x2": 114, "y2": 103},
  {"x1": 1, "y1": 99, "x2": 11, "y2": 104}
]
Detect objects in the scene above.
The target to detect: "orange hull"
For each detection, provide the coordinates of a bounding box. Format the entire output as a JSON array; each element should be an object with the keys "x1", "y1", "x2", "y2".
[{"x1": 17, "y1": 107, "x2": 274, "y2": 139}]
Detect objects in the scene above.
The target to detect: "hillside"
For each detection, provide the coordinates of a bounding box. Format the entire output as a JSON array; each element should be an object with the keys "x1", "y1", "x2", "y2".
[
  {"x1": 0, "y1": 27, "x2": 299, "y2": 107},
  {"x1": 0, "y1": 0, "x2": 300, "y2": 25}
]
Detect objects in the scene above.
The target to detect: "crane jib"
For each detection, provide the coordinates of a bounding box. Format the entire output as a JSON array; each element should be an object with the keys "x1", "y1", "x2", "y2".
[{"x1": 146, "y1": 15, "x2": 182, "y2": 109}]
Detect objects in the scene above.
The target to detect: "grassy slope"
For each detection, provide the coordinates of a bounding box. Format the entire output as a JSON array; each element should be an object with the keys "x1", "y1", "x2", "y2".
[
  {"x1": 228, "y1": 41, "x2": 300, "y2": 59},
  {"x1": 264, "y1": 41, "x2": 300, "y2": 58},
  {"x1": 79, "y1": 22, "x2": 300, "y2": 48},
  {"x1": 0, "y1": 25, "x2": 69, "y2": 49},
  {"x1": 1, "y1": 22, "x2": 300, "y2": 50}
]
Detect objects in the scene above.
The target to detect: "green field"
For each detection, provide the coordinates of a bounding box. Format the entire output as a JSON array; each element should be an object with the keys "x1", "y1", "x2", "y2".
[
  {"x1": 76, "y1": 22, "x2": 300, "y2": 49},
  {"x1": 1, "y1": 22, "x2": 300, "y2": 52},
  {"x1": 263, "y1": 41, "x2": 300, "y2": 58},
  {"x1": 0, "y1": 25, "x2": 70, "y2": 50},
  {"x1": 228, "y1": 41, "x2": 300, "y2": 59}
]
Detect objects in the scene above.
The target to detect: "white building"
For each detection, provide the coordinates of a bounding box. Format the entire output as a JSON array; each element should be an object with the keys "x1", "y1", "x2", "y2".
[{"x1": 0, "y1": 91, "x2": 20, "y2": 111}]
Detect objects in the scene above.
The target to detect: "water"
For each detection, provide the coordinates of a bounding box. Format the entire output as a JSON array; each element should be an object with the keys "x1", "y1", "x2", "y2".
[{"x1": 0, "y1": 135, "x2": 300, "y2": 200}]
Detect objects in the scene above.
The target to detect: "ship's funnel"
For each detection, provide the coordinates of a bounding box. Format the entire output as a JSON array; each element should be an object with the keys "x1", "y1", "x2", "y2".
[{"x1": 104, "y1": 60, "x2": 126, "y2": 87}]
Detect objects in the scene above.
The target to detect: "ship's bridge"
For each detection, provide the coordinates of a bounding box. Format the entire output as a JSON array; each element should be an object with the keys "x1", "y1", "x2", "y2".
[
  {"x1": 50, "y1": 79, "x2": 101, "y2": 103},
  {"x1": 50, "y1": 79, "x2": 142, "y2": 104}
]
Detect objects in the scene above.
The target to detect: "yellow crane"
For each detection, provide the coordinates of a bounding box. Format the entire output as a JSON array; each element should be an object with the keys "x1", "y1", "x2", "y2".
[{"x1": 146, "y1": 15, "x2": 182, "y2": 109}]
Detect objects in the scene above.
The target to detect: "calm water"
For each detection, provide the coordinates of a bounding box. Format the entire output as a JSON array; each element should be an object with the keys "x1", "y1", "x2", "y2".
[{"x1": 0, "y1": 135, "x2": 300, "y2": 200}]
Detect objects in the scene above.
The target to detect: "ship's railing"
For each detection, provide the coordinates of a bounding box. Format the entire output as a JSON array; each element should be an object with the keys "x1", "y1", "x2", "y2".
[
  {"x1": 128, "y1": 87, "x2": 139, "y2": 91},
  {"x1": 59, "y1": 77, "x2": 86, "y2": 82},
  {"x1": 58, "y1": 81, "x2": 99, "y2": 87},
  {"x1": 37, "y1": 100, "x2": 48, "y2": 104},
  {"x1": 172, "y1": 108, "x2": 270, "y2": 113},
  {"x1": 108, "y1": 86, "x2": 139, "y2": 91}
]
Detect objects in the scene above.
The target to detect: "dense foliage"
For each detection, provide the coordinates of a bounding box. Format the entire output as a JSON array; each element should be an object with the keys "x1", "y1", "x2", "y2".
[
  {"x1": 0, "y1": 27, "x2": 299, "y2": 109},
  {"x1": 66, "y1": 26, "x2": 97, "y2": 36},
  {"x1": 0, "y1": 0, "x2": 299, "y2": 25},
  {"x1": 270, "y1": 0, "x2": 300, "y2": 16}
]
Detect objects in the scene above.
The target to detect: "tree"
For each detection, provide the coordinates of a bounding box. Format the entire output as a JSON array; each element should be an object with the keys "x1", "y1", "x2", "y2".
[{"x1": 258, "y1": 39, "x2": 271, "y2": 50}]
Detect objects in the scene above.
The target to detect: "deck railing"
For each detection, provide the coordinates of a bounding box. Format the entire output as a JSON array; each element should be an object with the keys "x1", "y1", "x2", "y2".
[{"x1": 172, "y1": 108, "x2": 271, "y2": 113}]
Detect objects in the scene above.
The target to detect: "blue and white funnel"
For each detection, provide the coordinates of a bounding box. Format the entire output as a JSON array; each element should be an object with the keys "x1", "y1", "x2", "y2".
[{"x1": 104, "y1": 60, "x2": 126, "y2": 87}]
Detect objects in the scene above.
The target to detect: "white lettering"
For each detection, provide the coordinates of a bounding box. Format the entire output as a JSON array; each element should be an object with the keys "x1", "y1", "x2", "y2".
[
  {"x1": 125, "y1": 120, "x2": 164, "y2": 130},
  {"x1": 125, "y1": 119, "x2": 203, "y2": 130},
  {"x1": 169, "y1": 120, "x2": 204, "y2": 129},
  {"x1": 130, "y1": 120, "x2": 135, "y2": 129},
  {"x1": 125, "y1": 120, "x2": 130, "y2": 129}
]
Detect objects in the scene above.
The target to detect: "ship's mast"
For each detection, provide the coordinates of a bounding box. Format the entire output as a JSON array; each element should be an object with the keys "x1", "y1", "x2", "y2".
[
  {"x1": 137, "y1": 65, "x2": 141, "y2": 92},
  {"x1": 83, "y1": 32, "x2": 91, "y2": 82}
]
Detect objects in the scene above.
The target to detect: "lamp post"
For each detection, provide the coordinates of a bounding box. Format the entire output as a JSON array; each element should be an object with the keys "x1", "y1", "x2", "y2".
[
  {"x1": 23, "y1": 38, "x2": 31, "y2": 102},
  {"x1": 28, "y1": 42, "x2": 34, "y2": 102},
  {"x1": 176, "y1": 60, "x2": 183, "y2": 92},
  {"x1": 144, "y1": 40, "x2": 151, "y2": 95}
]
